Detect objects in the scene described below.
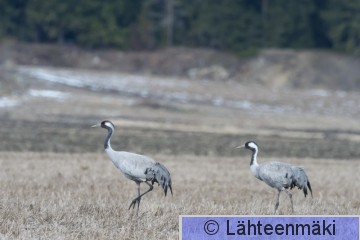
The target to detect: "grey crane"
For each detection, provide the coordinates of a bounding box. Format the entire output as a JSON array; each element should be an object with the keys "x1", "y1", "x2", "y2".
[
  {"x1": 237, "y1": 141, "x2": 312, "y2": 214},
  {"x1": 92, "y1": 120, "x2": 172, "y2": 212}
]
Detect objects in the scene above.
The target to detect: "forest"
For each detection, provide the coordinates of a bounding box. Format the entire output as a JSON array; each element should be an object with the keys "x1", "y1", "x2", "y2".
[{"x1": 0, "y1": 0, "x2": 359, "y2": 55}]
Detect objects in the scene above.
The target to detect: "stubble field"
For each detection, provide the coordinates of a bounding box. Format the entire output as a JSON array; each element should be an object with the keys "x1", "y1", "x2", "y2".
[{"x1": 1, "y1": 152, "x2": 359, "y2": 239}]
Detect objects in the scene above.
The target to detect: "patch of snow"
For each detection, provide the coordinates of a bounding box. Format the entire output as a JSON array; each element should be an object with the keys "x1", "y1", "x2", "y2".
[
  {"x1": 0, "y1": 97, "x2": 17, "y2": 108},
  {"x1": 17, "y1": 67, "x2": 190, "y2": 93},
  {"x1": 16, "y1": 66, "x2": 307, "y2": 117},
  {"x1": 18, "y1": 68, "x2": 89, "y2": 88},
  {"x1": 29, "y1": 89, "x2": 69, "y2": 99},
  {"x1": 226, "y1": 100, "x2": 253, "y2": 109}
]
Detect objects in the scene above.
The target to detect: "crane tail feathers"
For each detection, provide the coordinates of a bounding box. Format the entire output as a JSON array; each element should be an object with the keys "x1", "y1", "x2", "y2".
[
  {"x1": 307, "y1": 180, "x2": 313, "y2": 198},
  {"x1": 291, "y1": 166, "x2": 312, "y2": 198},
  {"x1": 145, "y1": 162, "x2": 173, "y2": 197}
]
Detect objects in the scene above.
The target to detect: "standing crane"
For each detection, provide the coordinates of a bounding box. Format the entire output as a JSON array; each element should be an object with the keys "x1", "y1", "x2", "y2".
[
  {"x1": 92, "y1": 120, "x2": 172, "y2": 212},
  {"x1": 237, "y1": 141, "x2": 312, "y2": 214}
]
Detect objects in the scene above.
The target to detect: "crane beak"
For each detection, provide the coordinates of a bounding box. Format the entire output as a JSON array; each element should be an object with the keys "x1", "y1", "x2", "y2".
[
  {"x1": 91, "y1": 123, "x2": 100, "y2": 128},
  {"x1": 236, "y1": 144, "x2": 245, "y2": 149}
]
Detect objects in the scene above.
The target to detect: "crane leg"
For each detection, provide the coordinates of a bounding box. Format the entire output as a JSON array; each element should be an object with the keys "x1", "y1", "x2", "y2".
[
  {"x1": 137, "y1": 183, "x2": 141, "y2": 210},
  {"x1": 274, "y1": 190, "x2": 281, "y2": 214},
  {"x1": 133, "y1": 182, "x2": 141, "y2": 214},
  {"x1": 129, "y1": 182, "x2": 154, "y2": 211},
  {"x1": 284, "y1": 189, "x2": 294, "y2": 213}
]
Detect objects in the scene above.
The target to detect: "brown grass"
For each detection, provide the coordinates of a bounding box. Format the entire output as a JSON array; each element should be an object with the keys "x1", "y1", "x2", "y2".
[{"x1": 1, "y1": 152, "x2": 359, "y2": 239}]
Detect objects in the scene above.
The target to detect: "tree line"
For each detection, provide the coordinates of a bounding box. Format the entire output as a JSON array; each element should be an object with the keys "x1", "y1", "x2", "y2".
[{"x1": 0, "y1": 0, "x2": 359, "y2": 55}]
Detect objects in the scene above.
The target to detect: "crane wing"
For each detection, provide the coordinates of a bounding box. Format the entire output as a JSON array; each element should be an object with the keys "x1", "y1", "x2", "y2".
[
  {"x1": 107, "y1": 151, "x2": 156, "y2": 181},
  {"x1": 105, "y1": 150, "x2": 172, "y2": 196},
  {"x1": 258, "y1": 162, "x2": 312, "y2": 198},
  {"x1": 257, "y1": 162, "x2": 294, "y2": 189}
]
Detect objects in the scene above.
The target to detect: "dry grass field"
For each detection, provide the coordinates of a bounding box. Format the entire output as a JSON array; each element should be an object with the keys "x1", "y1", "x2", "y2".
[{"x1": 0, "y1": 152, "x2": 359, "y2": 239}]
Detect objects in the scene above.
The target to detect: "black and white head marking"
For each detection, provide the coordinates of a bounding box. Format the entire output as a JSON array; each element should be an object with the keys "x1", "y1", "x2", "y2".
[
  {"x1": 101, "y1": 120, "x2": 115, "y2": 131},
  {"x1": 245, "y1": 141, "x2": 258, "y2": 152}
]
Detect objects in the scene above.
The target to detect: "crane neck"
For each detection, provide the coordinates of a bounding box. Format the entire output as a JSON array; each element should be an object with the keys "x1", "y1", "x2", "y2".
[
  {"x1": 104, "y1": 126, "x2": 114, "y2": 150},
  {"x1": 250, "y1": 149, "x2": 259, "y2": 166}
]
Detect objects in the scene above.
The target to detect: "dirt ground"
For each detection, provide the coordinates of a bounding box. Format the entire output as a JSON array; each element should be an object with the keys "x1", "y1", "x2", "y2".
[{"x1": 1, "y1": 42, "x2": 360, "y2": 91}]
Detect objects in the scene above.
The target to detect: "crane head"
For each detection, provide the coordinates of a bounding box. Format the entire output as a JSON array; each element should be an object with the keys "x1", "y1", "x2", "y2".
[
  {"x1": 91, "y1": 120, "x2": 115, "y2": 131},
  {"x1": 236, "y1": 141, "x2": 258, "y2": 152}
]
